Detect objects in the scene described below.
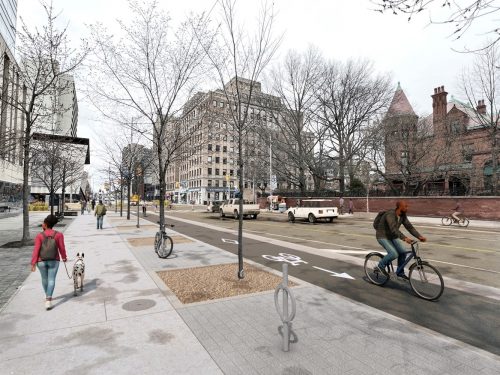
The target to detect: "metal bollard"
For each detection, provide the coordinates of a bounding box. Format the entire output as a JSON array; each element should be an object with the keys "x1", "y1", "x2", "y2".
[{"x1": 274, "y1": 263, "x2": 298, "y2": 351}]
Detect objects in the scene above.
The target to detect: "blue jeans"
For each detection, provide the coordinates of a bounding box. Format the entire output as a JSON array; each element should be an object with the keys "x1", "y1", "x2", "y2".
[
  {"x1": 37, "y1": 260, "x2": 59, "y2": 298},
  {"x1": 97, "y1": 215, "x2": 103, "y2": 229},
  {"x1": 377, "y1": 238, "x2": 407, "y2": 273}
]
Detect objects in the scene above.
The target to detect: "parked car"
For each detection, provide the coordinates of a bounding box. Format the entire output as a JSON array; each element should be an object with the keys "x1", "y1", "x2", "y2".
[
  {"x1": 286, "y1": 199, "x2": 338, "y2": 223},
  {"x1": 219, "y1": 199, "x2": 260, "y2": 219},
  {"x1": 207, "y1": 200, "x2": 223, "y2": 212}
]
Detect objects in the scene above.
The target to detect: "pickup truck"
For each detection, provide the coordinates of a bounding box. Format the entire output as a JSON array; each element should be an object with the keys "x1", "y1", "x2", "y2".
[
  {"x1": 286, "y1": 199, "x2": 338, "y2": 223},
  {"x1": 219, "y1": 199, "x2": 260, "y2": 219}
]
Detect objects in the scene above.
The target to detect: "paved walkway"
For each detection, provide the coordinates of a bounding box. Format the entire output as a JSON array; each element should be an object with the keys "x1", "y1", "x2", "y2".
[{"x1": 0, "y1": 211, "x2": 499, "y2": 374}]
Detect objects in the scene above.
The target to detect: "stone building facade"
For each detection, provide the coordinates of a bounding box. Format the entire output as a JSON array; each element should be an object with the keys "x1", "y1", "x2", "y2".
[
  {"x1": 163, "y1": 78, "x2": 282, "y2": 204},
  {"x1": 384, "y1": 84, "x2": 498, "y2": 195}
]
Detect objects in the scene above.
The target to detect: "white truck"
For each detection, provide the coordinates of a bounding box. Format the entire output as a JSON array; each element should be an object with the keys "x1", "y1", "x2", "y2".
[
  {"x1": 219, "y1": 199, "x2": 260, "y2": 219},
  {"x1": 286, "y1": 199, "x2": 339, "y2": 223}
]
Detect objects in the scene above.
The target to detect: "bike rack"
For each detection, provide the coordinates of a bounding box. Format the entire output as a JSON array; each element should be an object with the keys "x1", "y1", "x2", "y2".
[{"x1": 274, "y1": 263, "x2": 298, "y2": 352}]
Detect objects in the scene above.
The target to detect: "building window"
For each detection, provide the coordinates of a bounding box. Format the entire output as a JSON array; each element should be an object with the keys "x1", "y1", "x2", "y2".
[
  {"x1": 208, "y1": 168, "x2": 212, "y2": 175},
  {"x1": 215, "y1": 145, "x2": 220, "y2": 152},
  {"x1": 208, "y1": 179, "x2": 212, "y2": 187},
  {"x1": 230, "y1": 169, "x2": 234, "y2": 176},
  {"x1": 223, "y1": 158, "x2": 227, "y2": 164},
  {"x1": 401, "y1": 151, "x2": 408, "y2": 166},
  {"x1": 208, "y1": 156, "x2": 212, "y2": 163},
  {"x1": 229, "y1": 158, "x2": 234, "y2": 164},
  {"x1": 223, "y1": 146, "x2": 227, "y2": 152},
  {"x1": 463, "y1": 144, "x2": 474, "y2": 162},
  {"x1": 230, "y1": 147, "x2": 234, "y2": 153},
  {"x1": 451, "y1": 121, "x2": 461, "y2": 134},
  {"x1": 208, "y1": 144, "x2": 212, "y2": 151},
  {"x1": 223, "y1": 180, "x2": 227, "y2": 187},
  {"x1": 219, "y1": 101, "x2": 224, "y2": 108},
  {"x1": 215, "y1": 180, "x2": 220, "y2": 187},
  {"x1": 215, "y1": 156, "x2": 220, "y2": 163},
  {"x1": 215, "y1": 168, "x2": 220, "y2": 175},
  {"x1": 213, "y1": 100, "x2": 217, "y2": 107},
  {"x1": 223, "y1": 169, "x2": 227, "y2": 175}
]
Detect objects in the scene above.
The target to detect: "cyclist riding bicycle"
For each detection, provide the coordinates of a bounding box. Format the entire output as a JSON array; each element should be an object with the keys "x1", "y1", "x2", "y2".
[
  {"x1": 374, "y1": 200, "x2": 426, "y2": 280},
  {"x1": 451, "y1": 201, "x2": 464, "y2": 223}
]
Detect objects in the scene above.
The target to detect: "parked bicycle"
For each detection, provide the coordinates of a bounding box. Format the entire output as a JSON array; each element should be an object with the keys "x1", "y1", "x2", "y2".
[
  {"x1": 154, "y1": 221, "x2": 175, "y2": 258},
  {"x1": 364, "y1": 241, "x2": 444, "y2": 301},
  {"x1": 441, "y1": 214, "x2": 469, "y2": 228}
]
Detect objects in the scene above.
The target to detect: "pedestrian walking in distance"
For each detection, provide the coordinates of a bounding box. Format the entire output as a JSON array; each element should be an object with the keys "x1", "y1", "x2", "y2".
[
  {"x1": 31, "y1": 214, "x2": 67, "y2": 310},
  {"x1": 339, "y1": 196, "x2": 344, "y2": 215},
  {"x1": 348, "y1": 198, "x2": 354, "y2": 214},
  {"x1": 95, "y1": 200, "x2": 107, "y2": 229}
]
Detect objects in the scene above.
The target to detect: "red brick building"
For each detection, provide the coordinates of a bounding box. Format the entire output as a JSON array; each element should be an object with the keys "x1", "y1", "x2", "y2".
[{"x1": 384, "y1": 84, "x2": 498, "y2": 195}]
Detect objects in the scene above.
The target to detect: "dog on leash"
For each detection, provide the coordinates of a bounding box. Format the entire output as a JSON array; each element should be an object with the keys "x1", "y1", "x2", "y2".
[{"x1": 73, "y1": 253, "x2": 85, "y2": 296}]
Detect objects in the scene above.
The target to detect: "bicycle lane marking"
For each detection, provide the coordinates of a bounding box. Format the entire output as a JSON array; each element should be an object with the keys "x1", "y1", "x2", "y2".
[{"x1": 158, "y1": 213, "x2": 500, "y2": 299}]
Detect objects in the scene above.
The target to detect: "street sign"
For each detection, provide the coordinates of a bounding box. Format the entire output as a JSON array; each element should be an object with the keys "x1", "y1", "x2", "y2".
[{"x1": 270, "y1": 174, "x2": 277, "y2": 190}]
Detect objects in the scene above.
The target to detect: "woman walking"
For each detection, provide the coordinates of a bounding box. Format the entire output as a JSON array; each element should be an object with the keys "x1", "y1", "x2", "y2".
[{"x1": 31, "y1": 214, "x2": 67, "y2": 310}]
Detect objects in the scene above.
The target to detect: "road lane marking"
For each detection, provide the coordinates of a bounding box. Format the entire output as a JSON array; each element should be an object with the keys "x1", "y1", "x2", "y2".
[
  {"x1": 313, "y1": 266, "x2": 355, "y2": 280},
  {"x1": 162, "y1": 214, "x2": 500, "y2": 300},
  {"x1": 320, "y1": 249, "x2": 371, "y2": 254},
  {"x1": 244, "y1": 228, "x2": 498, "y2": 254},
  {"x1": 221, "y1": 238, "x2": 238, "y2": 244},
  {"x1": 428, "y1": 259, "x2": 500, "y2": 274}
]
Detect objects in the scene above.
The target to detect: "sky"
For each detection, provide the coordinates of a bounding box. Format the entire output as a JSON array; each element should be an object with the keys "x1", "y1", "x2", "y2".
[{"x1": 16, "y1": 0, "x2": 491, "y2": 187}]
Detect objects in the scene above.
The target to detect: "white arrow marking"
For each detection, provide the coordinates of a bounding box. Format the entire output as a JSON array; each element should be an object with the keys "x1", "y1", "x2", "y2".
[
  {"x1": 313, "y1": 266, "x2": 355, "y2": 280},
  {"x1": 222, "y1": 238, "x2": 238, "y2": 244}
]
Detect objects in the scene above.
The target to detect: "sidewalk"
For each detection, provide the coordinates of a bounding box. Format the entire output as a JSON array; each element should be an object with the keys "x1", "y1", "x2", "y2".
[{"x1": 0, "y1": 211, "x2": 499, "y2": 374}]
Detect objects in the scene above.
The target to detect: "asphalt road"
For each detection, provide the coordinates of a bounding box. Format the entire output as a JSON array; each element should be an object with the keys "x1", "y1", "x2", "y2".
[{"x1": 142, "y1": 210, "x2": 500, "y2": 356}]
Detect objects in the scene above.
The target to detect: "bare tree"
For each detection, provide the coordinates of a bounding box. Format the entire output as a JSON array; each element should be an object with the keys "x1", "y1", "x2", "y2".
[
  {"x1": 269, "y1": 47, "x2": 324, "y2": 195},
  {"x1": 31, "y1": 134, "x2": 85, "y2": 214},
  {"x1": 197, "y1": 0, "x2": 281, "y2": 279},
  {"x1": 316, "y1": 59, "x2": 392, "y2": 194},
  {"x1": 6, "y1": 1, "x2": 88, "y2": 243},
  {"x1": 86, "y1": 0, "x2": 209, "y2": 231},
  {"x1": 371, "y1": 0, "x2": 500, "y2": 48},
  {"x1": 461, "y1": 43, "x2": 500, "y2": 194}
]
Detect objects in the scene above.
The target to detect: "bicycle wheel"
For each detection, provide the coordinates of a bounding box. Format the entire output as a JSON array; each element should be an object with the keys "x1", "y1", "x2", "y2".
[
  {"x1": 409, "y1": 261, "x2": 444, "y2": 301},
  {"x1": 441, "y1": 216, "x2": 452, "y2": 226},
  {"x1": 157, "y1": 235, "x2": 173, "y2": 258},
  {"x1": 458, "y1": 218, "x2": 470, "y2": 228},
  {"x1": 154, "y1": 232, "x2": 161, "y2": 253},
  {"x1": 364, "y1": 253, "x2": 389, "y2": 286}
]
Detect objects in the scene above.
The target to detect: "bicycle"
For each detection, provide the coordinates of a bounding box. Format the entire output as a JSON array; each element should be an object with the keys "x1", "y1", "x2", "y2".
[
  {"x1": 364, "y1": 241, "x2": 444, "y2": 301},
  {"x1": 154, "y1": 221, "x2": 175, "y2": 258},
  {"x1": 441, "y1": 214, "x2": 469, "y2": 228}
]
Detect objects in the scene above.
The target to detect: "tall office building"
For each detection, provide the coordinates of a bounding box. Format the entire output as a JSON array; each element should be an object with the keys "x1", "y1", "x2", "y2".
[
  {"x1": 0, "y1": 0, "x2": 24, "y2": 204},
  {"x1": 0, "y1": 0, "x2": 17, "y2": 52},
  {"x1": 164, "y1": 77, "x2": 283, "y2": 204}
]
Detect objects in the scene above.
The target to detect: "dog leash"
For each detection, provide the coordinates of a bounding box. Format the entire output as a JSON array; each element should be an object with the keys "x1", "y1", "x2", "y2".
[
  {"x1": 63, "y1": 261, "x2": 73, "y2": 279},
  {"x1": 63, "y1": 259, "x2": 83, "y2": 280}
]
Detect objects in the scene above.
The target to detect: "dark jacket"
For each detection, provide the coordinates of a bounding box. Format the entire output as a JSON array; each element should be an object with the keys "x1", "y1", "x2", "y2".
[{"x1": 376, "y1": 209, "x2": 421, "y2": 240}]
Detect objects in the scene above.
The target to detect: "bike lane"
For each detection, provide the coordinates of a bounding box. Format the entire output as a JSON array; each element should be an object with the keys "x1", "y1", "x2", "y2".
[{"x1": 145, "y1": 213, "x2": 500, "y2": 356}]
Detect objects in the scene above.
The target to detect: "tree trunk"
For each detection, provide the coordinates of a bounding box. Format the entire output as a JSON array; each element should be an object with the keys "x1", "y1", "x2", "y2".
[
  {"x1": 126, "y1": 179, "x2": 131, "y2": 220},
  {"x1": 338, "y1": 158, "x2": 346, "y2": 194},
  {"x1": 22, "y1": 142, "x2": 30, "y2": 244},
  {"x1": 237, "y1": 134, "x2": 244, "y2": 279}
]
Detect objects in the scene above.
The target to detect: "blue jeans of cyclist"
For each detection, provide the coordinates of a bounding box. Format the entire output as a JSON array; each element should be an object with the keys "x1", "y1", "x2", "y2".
[
  {"x1": 377, "y1": 238, "x2": 407, "y2": 274},
  {"x1": 36, "y1": 260, "x2": 60, "y2": 298}
]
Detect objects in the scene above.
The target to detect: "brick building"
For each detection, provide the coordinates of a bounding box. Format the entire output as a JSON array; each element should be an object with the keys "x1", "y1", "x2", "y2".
[{"x1": 384, "y1": 84, "x2": 498, "y2": 195}]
